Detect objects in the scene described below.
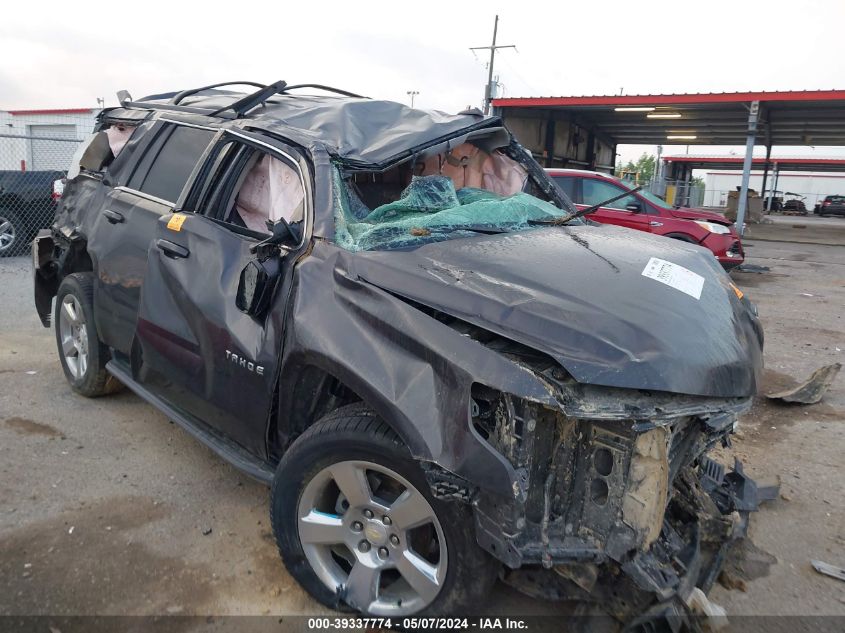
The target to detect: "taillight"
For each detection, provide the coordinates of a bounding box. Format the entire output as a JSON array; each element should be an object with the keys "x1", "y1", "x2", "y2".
[
  {"x1": 824, "y1": 201, "x2": 831, "y2": 206},
  {"x1": 51, "y1": 179, "x2": 64, "y2": 202}
]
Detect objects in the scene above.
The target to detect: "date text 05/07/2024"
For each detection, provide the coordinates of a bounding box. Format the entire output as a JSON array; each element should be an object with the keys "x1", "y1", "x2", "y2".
[{"x1": 306, "y1": 617, "x2": 529, "y2": 629}]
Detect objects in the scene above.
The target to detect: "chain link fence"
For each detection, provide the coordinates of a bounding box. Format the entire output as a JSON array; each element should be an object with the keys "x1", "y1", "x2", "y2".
[
  {"x1": 702, "y1": 188, "x2": 824, "y2": 214},
  {"x1": 638, "y1": 178, "x2": 706, "y2": 209},
  {"x1": 0, "y1": 113, "x2": 94, "y2": 257}
]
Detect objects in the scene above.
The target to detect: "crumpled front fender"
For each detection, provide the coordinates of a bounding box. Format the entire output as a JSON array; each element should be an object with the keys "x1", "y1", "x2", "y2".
[{"x1": 278, "y1": 241, "x2": 557, "y2": 497}]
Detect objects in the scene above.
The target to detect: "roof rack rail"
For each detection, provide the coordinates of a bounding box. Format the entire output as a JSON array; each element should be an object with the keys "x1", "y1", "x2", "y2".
[
  {"x1": 170, "y1": 81, "x2": 269, "y2": 105},
  {"x1": 278, "y1": 84, "x2": 366, "y2": 99},
  {"x1": 208, "y1": 80, "x2": 289, "y2": 118},
  {"x1": 204, "y1": 82, "x2": 367, "y2": 118},
  {"x1": 115, "y1": 80, "x2": 367, "y2": 120},
  {"x1": 117, "y1": 89, "x2": 235, "y2": 117}
]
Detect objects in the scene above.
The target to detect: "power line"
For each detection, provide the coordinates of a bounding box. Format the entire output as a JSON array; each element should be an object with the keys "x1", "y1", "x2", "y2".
[
  {"x1": 469, "y1": 15, "x2": 516, "y2": 114},
  {"x1": 496, "y1": 55, "x2": 540, "y2": 97}
]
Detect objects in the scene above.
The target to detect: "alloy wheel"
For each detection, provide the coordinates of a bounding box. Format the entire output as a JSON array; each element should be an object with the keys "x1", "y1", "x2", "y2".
[
  {"x1": 58, "y1": 295, "x2": 89, "y2": 379},
  {"x1": 0, "y1": 216, "x2": 16, "y2": 254},
  {"x1": 297, "y1": 459, "x2": 447, "y2": 615}
]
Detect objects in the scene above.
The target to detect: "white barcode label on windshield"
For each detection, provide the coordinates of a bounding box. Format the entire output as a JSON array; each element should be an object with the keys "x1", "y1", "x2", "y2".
[{"x1": 641, "y1": 257, "x2": 704, "y2": 300}]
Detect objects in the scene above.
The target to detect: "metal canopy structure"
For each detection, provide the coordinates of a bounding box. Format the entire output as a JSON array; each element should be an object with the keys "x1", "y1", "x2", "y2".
[
  {"x1": 492, "y1": 90, "x2": 845, "y2": 233},
  {"x1": 492, "y1": 90, "x2": 845, "y2": 146},
  {"x1": 662, "y1": 155, "x2": 845, "y2": 172}
]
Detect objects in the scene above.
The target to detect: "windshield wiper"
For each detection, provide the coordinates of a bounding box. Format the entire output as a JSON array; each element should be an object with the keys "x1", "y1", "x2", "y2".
[{"x1": 529, "y1": 185, "x2": 644, "y2": 226}]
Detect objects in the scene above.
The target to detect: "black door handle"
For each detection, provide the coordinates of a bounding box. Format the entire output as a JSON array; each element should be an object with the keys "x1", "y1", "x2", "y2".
[
  {"x1": 103, "y1": 209, "x2": 124, "y2": 224},
  {"x1": 156, "y1": 239, "x2": 190, "y2": 259}
]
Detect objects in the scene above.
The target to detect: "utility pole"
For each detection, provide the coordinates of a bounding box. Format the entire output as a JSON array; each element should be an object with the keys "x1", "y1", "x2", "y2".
[
  {"x1": 470, "y1": 15, "x2": 516, "y2": 115},
  {"x1": 406, "y1": 90, "x2": 419, "y2": 108},
  {"x1": 735, "y1": 100, "x2": 760, "y2": 236}
]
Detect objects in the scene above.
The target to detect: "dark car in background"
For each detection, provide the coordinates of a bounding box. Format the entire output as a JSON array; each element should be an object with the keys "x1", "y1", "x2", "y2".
[
  {"x1": 816, "y1": 194, "x2": 845, "y2": 216},
  {"x1": 0, "y1": 170, "x2": 65, "y2": 256},
  {"x1": 547, "y1": 168, "x2": 745, "y2": 269}
]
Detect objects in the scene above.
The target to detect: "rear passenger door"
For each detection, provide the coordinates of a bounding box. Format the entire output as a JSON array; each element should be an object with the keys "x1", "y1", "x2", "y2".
[
  {"x1": 132, "y1": 131, "x2": 309, "y2": 456},
  {"x1": 90, "y1": 122, "x2": 217, "y2": 354}
]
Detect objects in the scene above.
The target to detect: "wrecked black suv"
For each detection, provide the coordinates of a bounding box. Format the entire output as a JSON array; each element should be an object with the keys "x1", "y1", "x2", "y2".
[{"x1": 33, "y1": 80, "x2": 766, "y2": 625}]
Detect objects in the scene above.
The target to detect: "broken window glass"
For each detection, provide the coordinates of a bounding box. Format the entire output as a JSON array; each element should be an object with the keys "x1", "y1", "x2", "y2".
[{"x1": 333, "y1": 150, "x2": 568, "y2": 252}]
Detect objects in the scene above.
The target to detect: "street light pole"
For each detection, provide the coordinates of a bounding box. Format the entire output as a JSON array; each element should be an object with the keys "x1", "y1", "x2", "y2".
[{"x1": 406, "y1": 90, "x2": 419, "y2": 108}]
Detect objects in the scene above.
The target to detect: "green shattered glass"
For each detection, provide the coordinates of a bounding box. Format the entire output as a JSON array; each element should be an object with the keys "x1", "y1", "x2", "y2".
[{"x1": 334, "y1": 173, "x2": 566, "y2": 251}]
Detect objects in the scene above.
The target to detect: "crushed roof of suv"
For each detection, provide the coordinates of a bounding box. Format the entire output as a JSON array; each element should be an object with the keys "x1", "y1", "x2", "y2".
[{"x1": 133, "y1": 87, "x2": 495, "y2": 166}]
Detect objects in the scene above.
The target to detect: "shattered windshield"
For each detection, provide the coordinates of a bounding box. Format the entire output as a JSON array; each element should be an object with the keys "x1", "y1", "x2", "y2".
[{"x1": 333, "y1": 144, "x2": 570, "y2": 252}]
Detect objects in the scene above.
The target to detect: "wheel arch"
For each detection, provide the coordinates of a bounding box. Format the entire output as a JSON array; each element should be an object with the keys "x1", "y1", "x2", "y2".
[
  {"x1": 268, "y1": 359, "x2": 430, "y2": 465},
  {"x1": 34, "y1": 234, "x2": 95, "y2": 327},
  {"x1": 663, "y1": 232, "x2": 699, "y2": 244}
]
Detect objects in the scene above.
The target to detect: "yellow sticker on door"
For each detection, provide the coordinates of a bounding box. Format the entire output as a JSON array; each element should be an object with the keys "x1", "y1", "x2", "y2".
[{"x1": 167, "y1": 213, "x2": 187, "y2": 232}]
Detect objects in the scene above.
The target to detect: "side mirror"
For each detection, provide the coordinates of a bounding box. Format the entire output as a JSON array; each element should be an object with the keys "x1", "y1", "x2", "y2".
[
  {"x1": 626, "y1": 201, "x2": 643, "y2": 213},
  {"x1": 236, "y1": 258, "x2": 281, "y2": 317}
]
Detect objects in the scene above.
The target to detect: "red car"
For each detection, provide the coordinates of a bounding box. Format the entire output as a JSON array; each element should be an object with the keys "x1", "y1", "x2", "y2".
[{"x1": 547, "y1": 169, "x2": 744, "y2": 270}]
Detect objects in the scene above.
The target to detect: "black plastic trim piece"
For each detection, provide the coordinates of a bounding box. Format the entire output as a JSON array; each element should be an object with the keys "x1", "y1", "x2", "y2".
[{"x1": 209, "y1": 80, "x2": 288, "y2": 118}]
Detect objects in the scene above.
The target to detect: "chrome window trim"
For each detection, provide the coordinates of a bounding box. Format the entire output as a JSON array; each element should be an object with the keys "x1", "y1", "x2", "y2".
[
  {"x1": 113, "y1": 185, "x2": 175, "y2": 208},
  {"x1": 222, "y1": 129, "x2": 311, "y2": 253},
  {"x1": 158, "y1": 117, "x2": 218, "y2": 132},
  {"x1": 119, "y1": 117, "x2": 311, "y2": 253}
]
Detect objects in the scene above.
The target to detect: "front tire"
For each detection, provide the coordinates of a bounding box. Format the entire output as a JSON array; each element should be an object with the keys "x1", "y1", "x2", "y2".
[
  {"x1": 54, "y1": 273, "x2": 122, "y2": 397},
  {"x1": 271, "y1": 403, "x2": 498, "y2": 616}
]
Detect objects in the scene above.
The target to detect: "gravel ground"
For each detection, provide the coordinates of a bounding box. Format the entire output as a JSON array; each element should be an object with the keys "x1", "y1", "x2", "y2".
[{"x1": 1, "y1": 238, "x2": 843, "y2": 625}]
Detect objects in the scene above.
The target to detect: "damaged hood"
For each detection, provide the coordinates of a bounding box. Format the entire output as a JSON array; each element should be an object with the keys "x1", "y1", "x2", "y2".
[{"x1": 350, "y1": 224, "x2": 763, "y2": 398}]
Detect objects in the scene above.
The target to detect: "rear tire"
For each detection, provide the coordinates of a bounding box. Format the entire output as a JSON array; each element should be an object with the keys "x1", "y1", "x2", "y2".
[
  {"x1": 54, "y1": 273, "x2": 123, "y2": 397},
  {"x1": 271, "y1": 403, "x2": 499, "y2": 616}
]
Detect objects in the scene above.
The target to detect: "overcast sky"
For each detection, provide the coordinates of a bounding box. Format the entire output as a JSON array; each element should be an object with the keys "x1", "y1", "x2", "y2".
[{"x1": 2, "y1": 0, "x2": 844, "y2": 162}]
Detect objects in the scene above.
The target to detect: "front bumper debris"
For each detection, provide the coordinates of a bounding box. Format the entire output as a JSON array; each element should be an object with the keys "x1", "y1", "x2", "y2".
[
  {"x1": 500, "y1": 458, "x2": 768, "y2": 627},
  {"x1": 464, "y1": 391, "x2": 774, "y2": 628}
]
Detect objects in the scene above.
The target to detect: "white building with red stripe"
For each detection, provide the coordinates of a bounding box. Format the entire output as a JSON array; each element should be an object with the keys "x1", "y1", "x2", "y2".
[{"x1": 0, "y1": 108, "x2": 99, "y2": 172}]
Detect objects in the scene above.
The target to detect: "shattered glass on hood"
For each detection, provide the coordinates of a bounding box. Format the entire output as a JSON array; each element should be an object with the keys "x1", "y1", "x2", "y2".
[{"x1": 334, "y1": 173, "x2": 567, "y2": 252}]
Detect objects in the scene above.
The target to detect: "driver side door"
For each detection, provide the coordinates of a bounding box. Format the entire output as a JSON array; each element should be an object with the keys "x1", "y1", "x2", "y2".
[
  {"x1": 132, "y1": 130, "x2": 310, "y2": 457},
  {"x1": 579, "y1": 178, "x2": 654, "y2": 233}
]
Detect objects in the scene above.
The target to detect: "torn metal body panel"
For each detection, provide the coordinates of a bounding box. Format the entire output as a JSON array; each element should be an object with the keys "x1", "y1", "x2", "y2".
[
  {"x1": 765, "y1": 362, "x2": 841, "y2": 404},
  {"x1": 811, "y1": 560, "x2": 845, "y2": 583},
  {"x1": 33, "y1": 83, "x2": 768, "y2": 625},
  {"x1": 278, "y1": 240, "x2": 559, "y2": 495}
]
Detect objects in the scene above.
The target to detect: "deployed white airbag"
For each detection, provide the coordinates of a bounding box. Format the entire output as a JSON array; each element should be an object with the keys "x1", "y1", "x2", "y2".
[
  {"x1": 421, "y1": 143, "x2": 527, "y2": 196},
  {"x1": 235, "y1": 154, "x2": 305, "y2": 233}
]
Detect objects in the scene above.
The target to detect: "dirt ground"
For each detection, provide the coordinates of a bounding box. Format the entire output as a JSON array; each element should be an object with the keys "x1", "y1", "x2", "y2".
[{"x1": 1, "y1": 236, "x2": 844, "y2": 626}]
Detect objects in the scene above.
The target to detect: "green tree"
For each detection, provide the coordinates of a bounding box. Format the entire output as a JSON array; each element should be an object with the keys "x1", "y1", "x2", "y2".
[{"x1": 615, "y1": 153, "x2": 656, "y2": 184}]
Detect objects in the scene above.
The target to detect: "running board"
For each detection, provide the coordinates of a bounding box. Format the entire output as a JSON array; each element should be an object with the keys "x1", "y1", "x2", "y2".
[{"x1": 106, "y1": 360, "x2": 275, "y2": 485}]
